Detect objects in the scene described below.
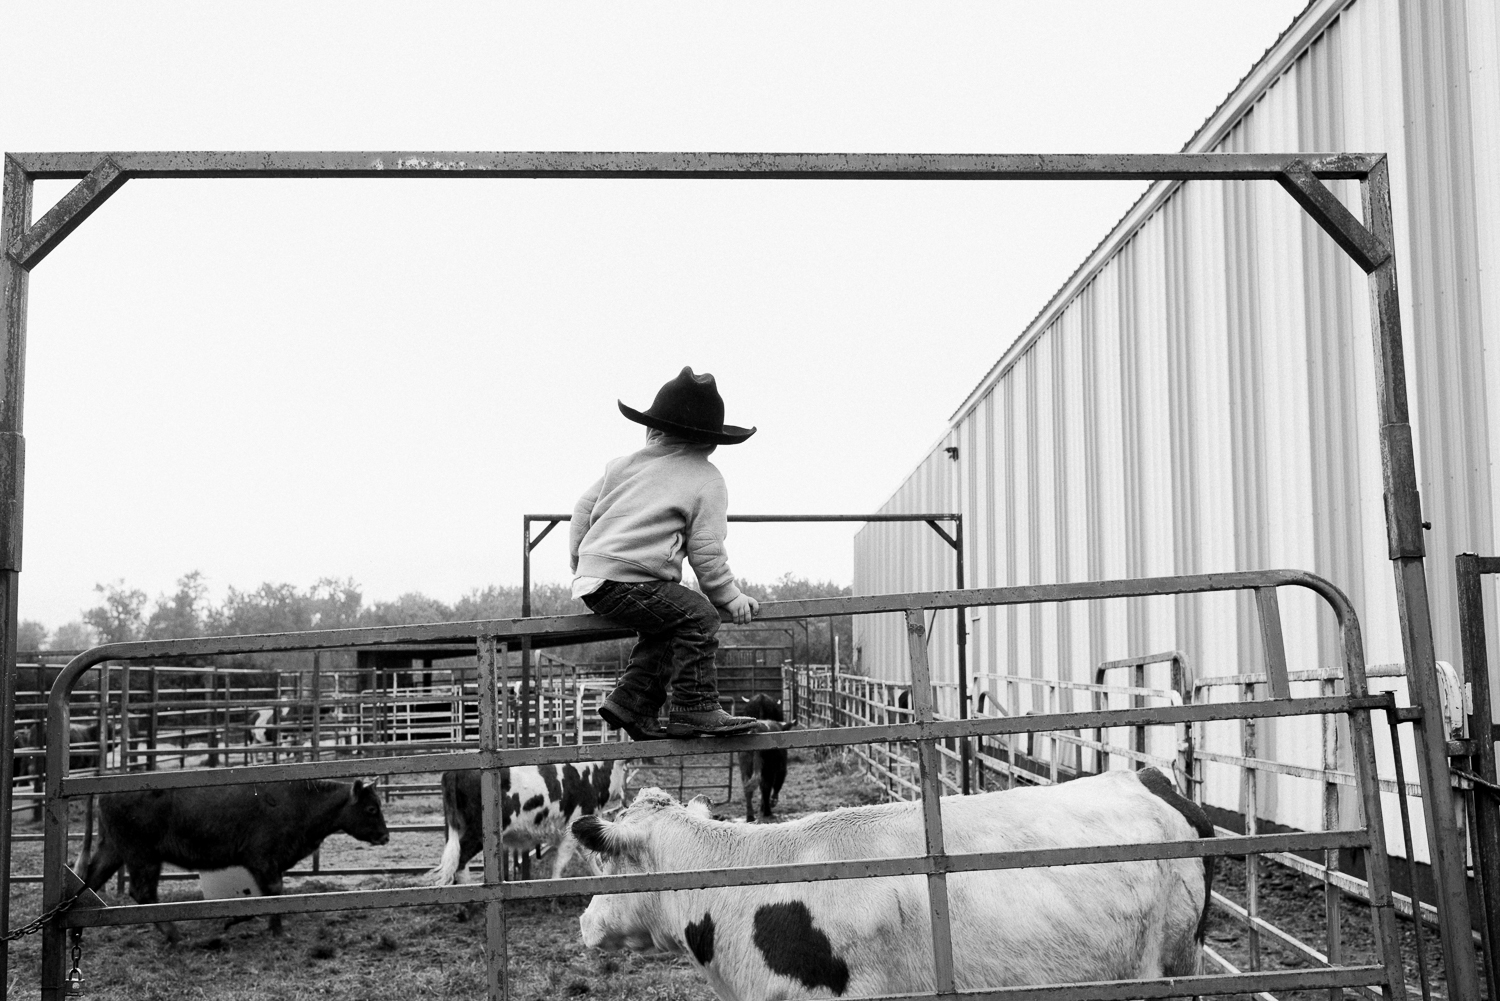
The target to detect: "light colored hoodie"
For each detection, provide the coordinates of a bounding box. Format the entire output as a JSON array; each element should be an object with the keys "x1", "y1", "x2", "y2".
[{"x1": 569, "y1": 432, "x2": 743, "y2": 606}]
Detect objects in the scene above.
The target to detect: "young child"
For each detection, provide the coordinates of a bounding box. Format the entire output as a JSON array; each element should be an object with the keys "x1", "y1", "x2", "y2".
[{"x1": 570, "y1": 367, "x2": 762, "y2": 739}]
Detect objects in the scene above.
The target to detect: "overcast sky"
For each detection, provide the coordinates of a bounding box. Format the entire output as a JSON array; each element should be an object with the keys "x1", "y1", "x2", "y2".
[{"x1": 0, "y1": 1, "x2": 1306, "y2": 630}]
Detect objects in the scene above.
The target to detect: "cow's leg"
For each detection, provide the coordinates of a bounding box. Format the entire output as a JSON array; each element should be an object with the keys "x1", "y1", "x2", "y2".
[
  {"x1": 747, "y1": 757, "x2": 766, "y2": 822},
  {"x1": 81, "y1": 840, "x2": 124, "y2": 894},
  {"x1": 262, "y1": 872, "x2": 286, "y2": 934},
  {"x1": 125, "y1": 862, "x2": 180, "y2": 944},
  {"x1": 225, "y1": 869, "x2": 284, "y2": 934},
  {"x1": 760, "y1": 778, "x2": 774, "y2": 820}
]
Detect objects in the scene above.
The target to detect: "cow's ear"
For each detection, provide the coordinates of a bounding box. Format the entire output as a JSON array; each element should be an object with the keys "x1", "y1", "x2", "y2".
[
  {"x1": 573, "y1": 815, "x2": 638, "y2": 859},
  {"x1": 685, "y1": 796, "x2": 713, "y2": 819}
]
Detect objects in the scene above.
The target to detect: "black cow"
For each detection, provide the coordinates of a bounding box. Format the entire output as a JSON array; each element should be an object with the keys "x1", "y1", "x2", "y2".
[
  {"x1": 82, "y1": 779, "x2": 389, "y2": 942},
  {"x1": 738, "y1": 694, "x2": 798, "y2": 823}
]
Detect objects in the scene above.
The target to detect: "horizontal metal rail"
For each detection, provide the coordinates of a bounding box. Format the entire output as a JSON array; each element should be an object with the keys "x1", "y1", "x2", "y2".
[
  {"x1": 1193, "y1": 747, "x2": 1424, "y2": 798},
  {"x1": 9, "y1": 150, "x2": 1383, "y2": 182},
  {"x1": 37, "y1": 569, "x2": 1360, "y2": 670},
  {"x1": 56, "y1": 694, "x2": 1390, "y2": 796},
  {"x1": 61, "y1": 828, "x2": 1369, "y2": 930}
]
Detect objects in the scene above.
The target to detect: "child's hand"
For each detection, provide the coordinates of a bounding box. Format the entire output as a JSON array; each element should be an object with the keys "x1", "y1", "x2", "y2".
[{"x1": 725, "y1": 594, "x2": 759, "y2": 625}]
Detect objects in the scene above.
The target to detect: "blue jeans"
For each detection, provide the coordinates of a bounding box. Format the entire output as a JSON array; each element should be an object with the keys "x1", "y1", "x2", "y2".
[{"x1": 583, "y1": 580, "x2": 723, "y2": 714}]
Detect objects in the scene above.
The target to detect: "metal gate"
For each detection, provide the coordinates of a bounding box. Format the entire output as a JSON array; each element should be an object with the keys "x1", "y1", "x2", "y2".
[
  {"x1": 1453, "y1": 553, "x2": 1500, "y2": 993},
  {"x1": 35, "y1": 570, "x2": 1410, "y2": 1000}
]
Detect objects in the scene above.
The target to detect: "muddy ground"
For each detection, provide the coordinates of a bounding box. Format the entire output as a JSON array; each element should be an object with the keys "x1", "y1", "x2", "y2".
[{"x1": 3, "y1": 751, "x2": 1458, "y2": 1000}]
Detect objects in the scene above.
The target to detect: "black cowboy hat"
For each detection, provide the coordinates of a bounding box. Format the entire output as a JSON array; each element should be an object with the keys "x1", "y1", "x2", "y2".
[{"x1": 619, "y1": 367, "x2": 757, "y2": 445}]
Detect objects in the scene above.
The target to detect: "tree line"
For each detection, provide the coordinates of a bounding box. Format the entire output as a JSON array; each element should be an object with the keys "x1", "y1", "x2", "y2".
[{"x1": 21, "y1": 571, "x2": 854, "y2": 668}]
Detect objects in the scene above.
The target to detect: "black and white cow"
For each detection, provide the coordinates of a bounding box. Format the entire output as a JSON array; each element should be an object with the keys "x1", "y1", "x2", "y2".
[
  {"x1": 83, "y1": 779, "x2": 390, "y2": 942},
  {"x1": 574, "y1": 767, "x2": 1212, "y2": 1000},
  {"x1": 737, "y1": 695, "x2": 797, "y2": 823},
  {"x1": 430, "y1": 758, "x2": 627, "y2": 884}
]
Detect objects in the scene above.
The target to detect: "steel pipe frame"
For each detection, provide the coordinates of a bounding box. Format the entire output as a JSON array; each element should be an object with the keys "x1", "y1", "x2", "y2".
[
  {"x1": 0, "y1": 149, "x2": 1471, "y2": 998},
  {"x1": 34, "y1": 568, "x2": 1404, "y2": 1001},
  {"x1": 1452, "y1": 553, "x2": 1500, "y2": 996}
]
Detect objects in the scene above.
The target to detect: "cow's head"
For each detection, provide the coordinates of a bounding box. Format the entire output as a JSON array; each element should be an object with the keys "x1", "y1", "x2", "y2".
[
  {"x1": 341, "y1": 780, "x2": 391, "y2": 846},
  {"x1": 738, "y1": 693, "x2": 785, "y2": 723},
  {"x1": 574, "y1": 787, "x2": 708, "y2": 953}
]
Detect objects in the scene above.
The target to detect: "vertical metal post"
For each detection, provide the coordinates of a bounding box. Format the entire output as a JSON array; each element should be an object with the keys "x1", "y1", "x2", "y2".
[
  {"x1": 40, "y1": 680, "x2": 72, "y2": 1001},
  {"x1": 1387, "y1": 708, "x2": 1433, "y2": 1001},
  {"x1": 1320, "y1": 676, "x2": 1343, "y2": 999},
  {"x1": 147, "y1": 669, "x2": 159, "y2": 771},
  {"x1": 206, "y1": 668, "x2": 219, "y2": 768},
  {"x1": 1340, "y1": 602, "x2": 1412, "y2": 1001},
  {"x1": 1132, "y1": 661, "x2": 1146, "y2": 763},
  {"x1": 1242, "y1": 677, "x2": 1261, "y2": 971},
  {"x1": 955, "y1": 516, "x2": 970, "y2": 795},
  {"x1": 1454, "y1": 554, "x2": 1500, "y2": 993},
  {"x1": 1362, "y1": 159, "x2": 1480, "y2": 1000},
  {"x1": 1255, "y1": 587, "x2": 1292, "y2": 699},
  {"x1": 0, "y1": 156, "x2": 32, "y2": 988},
  {"x1": 905, "y1": 609, "x2": 956, "y2": 993},
  {"x1": 0, "y1": 572, "x2": 15, "y2": 948},
  {"x1": 478, "y1": 635, "x2": 508, "y2": 999},
  {"x1": 311, "y1": 652, "x2": 322, "y2": 761}
]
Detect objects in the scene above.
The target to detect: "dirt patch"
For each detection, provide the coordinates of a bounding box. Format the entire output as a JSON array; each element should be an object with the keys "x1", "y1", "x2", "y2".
[
  {"x1": 5, "y1": 759, "x2": 1459, "y2": 1000},
  {"x1": 3, "y1": 751, "x2": 880, "y2": 1000},
  {"x1": 1207, "y1": 853, "x2": 1466, "y2": 1001}
]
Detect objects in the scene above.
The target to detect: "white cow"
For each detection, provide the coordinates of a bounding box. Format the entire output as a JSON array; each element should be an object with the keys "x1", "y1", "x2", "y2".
[{"x1": 575, "y1": 767, "x2": 1212, "y2": 1001}]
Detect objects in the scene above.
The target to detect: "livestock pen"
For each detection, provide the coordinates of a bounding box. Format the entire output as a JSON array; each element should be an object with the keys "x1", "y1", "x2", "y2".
[
  {"x1": 792, "y1": 649, "x2": 1486, "y2": 990},
  {"x1": 31, "y1": 573, "x2": 1414, "y2": 1000}
]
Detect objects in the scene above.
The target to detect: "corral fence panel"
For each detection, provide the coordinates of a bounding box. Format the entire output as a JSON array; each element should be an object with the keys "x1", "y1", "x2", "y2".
[
  {"x1": 1454, "y1": 553, "x2": 1500, "y2": 995},
  {"x1": 33, "y1": 572, "x2": 1414, "y2": 1001},
  {"x1": 808, "y1": 646, "x2": 1482, "y2": 993}
]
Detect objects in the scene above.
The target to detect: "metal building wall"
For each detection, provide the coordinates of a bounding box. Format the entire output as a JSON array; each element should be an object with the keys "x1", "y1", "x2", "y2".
[{"x1": 852, "y1": 0, "x2": 1497, "y2": 858}]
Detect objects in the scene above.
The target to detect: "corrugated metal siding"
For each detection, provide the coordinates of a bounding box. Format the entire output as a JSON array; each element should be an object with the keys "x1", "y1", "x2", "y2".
[{"x1": 852, "y1": 0, "x2": 1497, "y2": 859}]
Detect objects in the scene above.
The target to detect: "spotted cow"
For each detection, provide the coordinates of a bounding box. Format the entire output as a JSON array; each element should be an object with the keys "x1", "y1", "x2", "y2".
[
  {"x1": 575, "y1": 767, "x2": 1213, "y2": 1000},
  {"x1": 430, "y1": 758, "x2": 627, "y2": 884}
]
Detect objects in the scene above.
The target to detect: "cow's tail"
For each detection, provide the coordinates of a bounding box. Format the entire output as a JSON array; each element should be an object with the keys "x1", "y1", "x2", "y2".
[
  {"x1": 1137, "y1": 767, "x2": 1215, "y2": 977},
  {"x1": 428, "y1": 774, "x2": 466, "y2": 885}
]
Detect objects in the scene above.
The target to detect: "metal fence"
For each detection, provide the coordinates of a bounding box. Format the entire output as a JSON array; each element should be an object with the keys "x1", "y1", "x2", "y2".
[
  {"x1": 33, "y1": 570, "x2": 1411, "y2": 1000},
  {"x1": 1454, "y1": 553, "x2": 1500, "y2": 996},
  {"x1": 809, "y1": 650, "x2": 1481, "y2": 999}
]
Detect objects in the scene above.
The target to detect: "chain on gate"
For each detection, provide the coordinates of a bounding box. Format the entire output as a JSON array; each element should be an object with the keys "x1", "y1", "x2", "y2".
[
  {"x1": 1451, "y1": 767, "x2": 1500, "y2": 796},
  {"x1": 5, "y1": 888, "x2": 90, "y2": 994}
]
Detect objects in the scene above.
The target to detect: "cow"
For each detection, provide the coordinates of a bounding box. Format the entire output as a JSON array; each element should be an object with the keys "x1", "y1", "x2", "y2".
[
  {"x1": 737, "y1": 695, "x2": 797, "y2": 823},
  {"x1": 247, "y1": 707, "x2": 281, "y2": 748},
  {"x1": 429, "y1": 758, "x2": 627, "y2": 886},
  {"x1": 574, "y1": 767, "x2": 1213, "y2": 1000},
  {"x1": 81, "y1": 778, "x2": 389, "y2": 943}
]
